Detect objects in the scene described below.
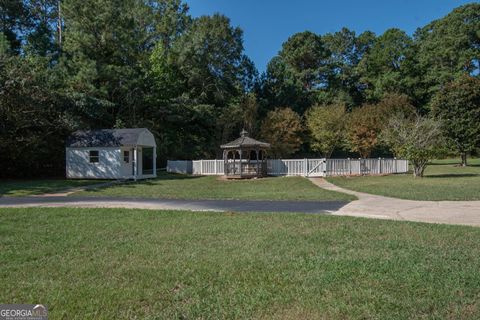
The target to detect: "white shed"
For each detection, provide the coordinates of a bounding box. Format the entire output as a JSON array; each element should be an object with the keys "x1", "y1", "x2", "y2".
[{"x1": 66, "y1": 128, "x2": 157, "y2": 180}]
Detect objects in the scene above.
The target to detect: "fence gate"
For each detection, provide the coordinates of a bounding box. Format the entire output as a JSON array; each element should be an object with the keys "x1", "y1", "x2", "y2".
[{"x1": 307, "y1": 159, "x2": 326, "y2": 177}]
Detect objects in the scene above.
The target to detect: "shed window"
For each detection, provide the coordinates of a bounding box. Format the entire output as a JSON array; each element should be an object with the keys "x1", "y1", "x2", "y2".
[
  {"x1": 89, "y1": 150, "x2": 99, "y2": 163},
  {"x1": 123, "y1": 151, "x2": 130, "y2": 163}
]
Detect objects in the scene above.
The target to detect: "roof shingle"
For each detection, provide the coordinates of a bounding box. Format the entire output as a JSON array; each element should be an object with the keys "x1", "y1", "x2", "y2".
[{"x1": 66, "y1": 128, "x2": 148, "y2": 147}]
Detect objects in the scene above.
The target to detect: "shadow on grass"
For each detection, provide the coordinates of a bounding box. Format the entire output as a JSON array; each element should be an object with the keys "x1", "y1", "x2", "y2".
[
  {"x1": 431, "y1": 164, "x2": 480, "y2": 168},
  {"x1": 81, "y1": 173, "x2": 203, "y2": 194},
  {"x1": 429, "y1": 162, "x2": 480, "y2": 167},
  {"x1": 156, "y1": 172, "x2": 203, "y2": 180},
  {"x1": 425, "y1": 173, "x2": 480, "y2": 178},
  {"x1": 0, "y1": 186, "x2": 60, "y2": 197},
  {"x1": 0, "y1": 179, "x2": 96, "y2": 197}
]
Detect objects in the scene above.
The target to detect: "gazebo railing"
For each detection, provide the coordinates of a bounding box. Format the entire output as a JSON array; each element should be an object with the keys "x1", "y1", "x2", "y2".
[{"x1": 224, "y1": 159, "x2": 267, "y2": 176}]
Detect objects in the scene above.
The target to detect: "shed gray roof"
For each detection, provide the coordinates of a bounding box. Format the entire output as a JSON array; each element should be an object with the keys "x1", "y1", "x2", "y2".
[
  {"x1": 220, "y1": 130, "x2": 270, "y2": 149},
  {"x1": 67, "y1": 128, "x2": 150, "y2": 147}
]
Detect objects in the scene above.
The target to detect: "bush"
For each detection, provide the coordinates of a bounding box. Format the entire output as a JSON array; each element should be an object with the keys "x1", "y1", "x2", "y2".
[{"x1": 382, "y1": 113, "x2": 445, "y2": 177}]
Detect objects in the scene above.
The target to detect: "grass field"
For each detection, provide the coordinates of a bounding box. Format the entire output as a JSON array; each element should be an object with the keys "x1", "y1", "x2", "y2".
[
  {"x1": 75, "y1": 173, "x2": 356, "y2": 201},
  {"x1": 327, "y1": 158, "x2": 480, "y2": 201},
  {"x1": 1, "y1": 207, "x2": 480, "y2": 319},
  {"x1": 0, "y1": 179, "x2": 105, "y2": 197}
]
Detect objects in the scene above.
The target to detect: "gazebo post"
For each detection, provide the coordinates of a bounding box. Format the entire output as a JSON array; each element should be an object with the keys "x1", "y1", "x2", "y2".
[
  {"x1": 263, "y1": 151, "x2": 266, "y2": 176},
  {"x1": 223, "y1": 150, "x2": 226, "y2": 176},
  {"x1": 239, "y1": 148, "x2": 243, "y2": 177},
  {"x1": 256, "y1": 149, "x2": 259, "y2": 177}
]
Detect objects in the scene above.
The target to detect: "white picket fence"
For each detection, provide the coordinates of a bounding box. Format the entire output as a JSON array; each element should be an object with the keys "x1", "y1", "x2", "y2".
[
  {"x1": 325, "y1": 158, "x2": 409, "y2": 176},
  {"x1": 267, "y1": 159, "x2": 326, "y2": 177},
  {"x1": 167, "y1": 158, "x2": 408, "y2": 177},
  {"x1": 166, "y1": 160, "x2": 193, "y2": 174},
  {"x1": 193, "y1": 160, "x2": 225, "y2": 175}
]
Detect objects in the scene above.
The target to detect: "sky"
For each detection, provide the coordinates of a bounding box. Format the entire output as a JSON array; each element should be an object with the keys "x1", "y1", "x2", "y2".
[{"x1": 186, "y1": 0, "x2": 478, "y2": 73}]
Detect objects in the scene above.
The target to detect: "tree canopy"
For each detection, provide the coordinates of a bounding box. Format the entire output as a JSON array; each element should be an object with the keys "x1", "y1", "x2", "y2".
[
  {"x1": 306, "y1": 103, "x2": 346, "y2": 158},
  {"x1": 260, "y1": 108, "x2": 303, "y2": 158},
  {"x1": 1, "y1": 1, "x2": 479, "y2": 177},
  {"x1": 431, "y1": 75, "x2": 480, "y2": 166}
]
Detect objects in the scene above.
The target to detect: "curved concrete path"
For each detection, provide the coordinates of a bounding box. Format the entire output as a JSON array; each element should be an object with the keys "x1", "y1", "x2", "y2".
[{"x1": 309, "y1": 178, "x2": 480, "y2": 227}]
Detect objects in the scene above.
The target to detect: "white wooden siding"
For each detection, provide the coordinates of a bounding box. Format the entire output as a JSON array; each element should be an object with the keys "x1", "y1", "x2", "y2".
[
  {"x1": 66, "y1": 146, "x2": 157, "y2": 179},
  {"x1": 66, "y1": 147, "x2": 125, "y2": 179}
]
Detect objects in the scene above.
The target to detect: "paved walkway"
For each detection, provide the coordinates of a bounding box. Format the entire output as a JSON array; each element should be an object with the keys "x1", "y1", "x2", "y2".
[
  {"x1": 0, "y1": 196, "x2": 348, "y2": 214},
  {"x1": 309, "y1": 178, "x2": 480, "y2": 227},
  {"x1": 2, "y1": 179, "x2": 479, "y2": 227}
]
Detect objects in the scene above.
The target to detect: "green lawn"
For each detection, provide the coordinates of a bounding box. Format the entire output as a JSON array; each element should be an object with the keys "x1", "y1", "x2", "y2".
[
  {"x1": 327, "y1": 158, "x2": 480, "y2": 201},
  {"x1": 75, "y1": 173, "x2": 356, "y2": 201},
  {"x1": 0, "y1": 179, "x2": 106, "y2": 197},
  {"x1": 1, "y1": 207, "x2": 480, "y2": 319}
]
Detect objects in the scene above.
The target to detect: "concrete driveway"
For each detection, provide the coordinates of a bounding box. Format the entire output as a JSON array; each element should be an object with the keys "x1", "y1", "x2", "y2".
[
  {"x1": 310, "y1": 178, "x2": 480, "y2": 227},
  {"x1": 1, "y1": 179, "x2": 479, "y2": 227}
]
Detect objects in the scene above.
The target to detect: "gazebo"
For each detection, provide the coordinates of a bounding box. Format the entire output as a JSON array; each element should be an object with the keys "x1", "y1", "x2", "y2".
[{"x1": 220, "y1": 130, "x2": 270, "y2": 178}]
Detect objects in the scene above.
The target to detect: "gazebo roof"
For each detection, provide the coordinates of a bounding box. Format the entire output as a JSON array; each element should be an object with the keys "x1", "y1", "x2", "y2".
[{"x1": 220, "y1": 130, "x2": 270, "y2": 149}]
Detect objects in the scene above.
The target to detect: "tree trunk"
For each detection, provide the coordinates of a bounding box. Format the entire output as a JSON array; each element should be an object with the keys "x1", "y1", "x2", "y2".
[
  {"x1": 461, "y1": 152, "x2": 467, "y2": 167},
  {"x1": 57, "y1": 1, "x2": 62, "y2": 49},
  {"x1": 413, "y1": 163, "x2": 426, "y2": 178}
]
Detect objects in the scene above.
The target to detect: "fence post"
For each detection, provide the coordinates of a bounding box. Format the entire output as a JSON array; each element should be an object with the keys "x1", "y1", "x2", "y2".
[
  {"x1": 378, "y1": 157, "x2": 382, "y2": 174},
  {"x1": 304, "y1": 158, "x2": 308, "y2": 177},
  {"x1": 214, "y1": 159, "x2": 217, "y2": 175},
  {"x1": 200, "y1": 159, "x2": 203, "y2": 175}
]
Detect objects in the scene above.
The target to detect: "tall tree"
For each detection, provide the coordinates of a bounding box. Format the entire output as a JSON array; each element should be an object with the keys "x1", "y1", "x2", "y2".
[
  {"x1": 0, "y1": 32, "x2": 8, "y2": 54},
  {"x1": 171, "y1": 13, "x2": 255, "y2": 107},
  {"x1": 148, "y1": 0, "x2": 190, "y2": 50},
  {"x1": 239, "y1": 93, "x2": 258, "y2": 135},
  {"x1": 306, "y1": 103, "x2": 346, "y2": 158},
  {"x1": 345, "y1": 93, "x2": 416, "y2": 158},
  {"x1": 376, "y1": 92, "x2": 417, "y2": 117},
  {"x1": 279, "y1": 31, "x2": 329, "y2": 91},
  {"x1": 431, "y1": 75, "x2": 480, "y2": 166},
  {"x1": 260, "y1": 31, "x2": 330, "y2": 114},
  {"x1": 259, "y1": 56, "x2": 305, "y2": 114},
  {"x1": 25, "y1": 0, "x2": 60, "y2": 56},
  {"x1": 322, "y1": 28, "x2": 375, "y2": 107},
  {"x1": 358, "y1": 28, "x2": 414, "y2": 101},
  {"x1": 260, "y1": 107, "x2": 303, "y2": 157},
  {"x1": 0, "y1": 54, "x2": 71, "y2": 177},
  {"x1": 346, "y1": 104, "x2": 384, "y2": 158},
  {"x1": 148, "y1": 12, "x2": 257, "y2": 161},
  {"x1": 415, "y1": 3, "x2": 480, "y2": 102},
  {"x1": 0, "y1": 0, "x2": 28, "y2": 53},
  {"x1": 61, "y1": 0, "x2": 191, "y2": 127}
]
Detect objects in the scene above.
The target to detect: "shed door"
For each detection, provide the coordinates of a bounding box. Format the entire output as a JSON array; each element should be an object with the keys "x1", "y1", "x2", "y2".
[{"x1": 142, "y1": 147, "x2": 154, "y2": 175}]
